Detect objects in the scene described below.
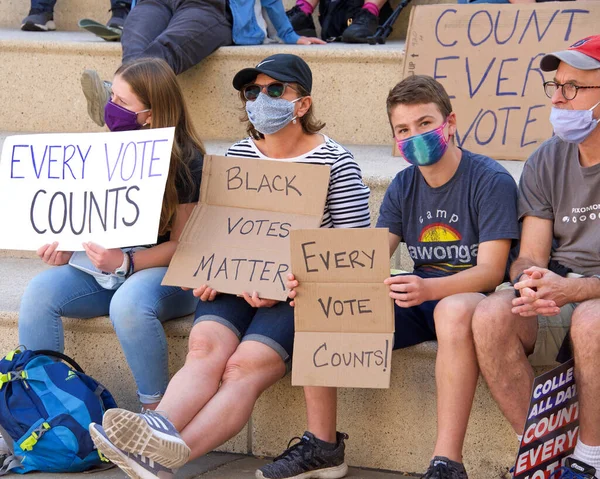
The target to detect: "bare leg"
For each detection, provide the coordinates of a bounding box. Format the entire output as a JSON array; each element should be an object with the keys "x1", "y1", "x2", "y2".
[
  {"x1": 157, "y1": 321, "x2": 239, "y2": 431},
  {"x1": 304, "y1": 386, "x2": 337, "y2": 443},
  {"x1": 472, "y1": 289, "x2": 538, "y2": 434},
  {"x1": 180, "y1": 341, "x2": 286, "y2": 459},
  {"x1": 432, "y1": 293, "x2": 485, "y2": 462},
  {"x1": 570, "y1": 300, "x2": 600, "y2": 446}
]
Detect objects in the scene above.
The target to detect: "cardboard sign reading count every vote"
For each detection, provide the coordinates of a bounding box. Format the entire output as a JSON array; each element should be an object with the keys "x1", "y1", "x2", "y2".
[
  {"x1": 291, "y1": 228, "x2": 394, "y2": 389},
  {"x1": 402, "y1": 2, "x2": 600, "y2": 161},
  {"x1": 162, "y1": 155, "x2": 330, "y2": 301}
]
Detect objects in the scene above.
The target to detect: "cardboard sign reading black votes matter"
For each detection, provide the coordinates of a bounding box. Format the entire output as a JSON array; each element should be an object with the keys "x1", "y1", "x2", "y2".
[
  {"x1": 162, "y1": 155, "x2": 330, "y2": 301},
  {"x1": 290, "y1": 228, "x2": 394, "y2": 389}
]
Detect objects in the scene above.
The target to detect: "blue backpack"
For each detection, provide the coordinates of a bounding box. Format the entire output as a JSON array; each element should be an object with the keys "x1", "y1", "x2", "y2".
[{"x1": 0, "y1": 348, "x2": 117, "y2": 475}]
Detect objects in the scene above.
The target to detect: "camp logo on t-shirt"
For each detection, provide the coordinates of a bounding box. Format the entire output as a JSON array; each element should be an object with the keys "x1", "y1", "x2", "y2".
[{"x1": 408, "y1": 209, "x2": 479, "y2": 275}]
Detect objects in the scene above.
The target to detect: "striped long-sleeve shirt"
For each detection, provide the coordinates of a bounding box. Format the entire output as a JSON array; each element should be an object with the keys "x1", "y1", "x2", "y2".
[{"x1": 226, "y1": 136, "x2": 371, "y2": 228}]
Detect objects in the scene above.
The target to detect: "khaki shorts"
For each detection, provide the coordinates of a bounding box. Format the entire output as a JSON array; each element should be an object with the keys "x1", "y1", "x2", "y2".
[{"x1": 496, "y1": 282, "x2": 575, "y2": 366}]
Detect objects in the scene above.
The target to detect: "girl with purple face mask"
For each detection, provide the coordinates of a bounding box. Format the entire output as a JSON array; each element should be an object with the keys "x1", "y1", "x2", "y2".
[{"x1": 19, "y1": 57, "x2": 205, "y2": 411}]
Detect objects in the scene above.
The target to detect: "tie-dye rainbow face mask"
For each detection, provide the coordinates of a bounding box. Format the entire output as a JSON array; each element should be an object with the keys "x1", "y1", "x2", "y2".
[{"x1": 396, "y1": 121, "x2": 449, "y2": 167}]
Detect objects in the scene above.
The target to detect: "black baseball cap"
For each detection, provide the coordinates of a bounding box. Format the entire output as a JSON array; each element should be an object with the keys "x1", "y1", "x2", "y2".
[{"x1": 232, "y1": 54, "x2": 313, "y2": 93}]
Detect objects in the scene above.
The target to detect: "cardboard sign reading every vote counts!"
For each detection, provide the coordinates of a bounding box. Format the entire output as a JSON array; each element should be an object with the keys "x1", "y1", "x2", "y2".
[
  {"x1": 0, "y1": 128, "x2": 174, "y2": 251},
  {"x1": 513, "y1": 359, "x2": 579, "y2": 479},
  {"x1": 401, "y1": 2, "x2": 600, "y2": 161},
  {"x1": 162, "y1": 155, "x2": 331, "y2": 301},
  {"x1": 290, "y1": 228, "x2": 394, "y2": 389}
]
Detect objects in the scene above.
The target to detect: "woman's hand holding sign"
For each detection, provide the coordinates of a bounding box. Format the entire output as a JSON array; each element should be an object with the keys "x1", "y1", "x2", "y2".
[
  {"x1": 82, "y1": 242, "x2": 124, "y2": 273},
  {"x1": 242, "y1": 291, "x2": 278, "y2": 308},
  {"x1": 287, "y1": 273, "x2": 299, "y2": 307},
  {"x1": 37, "y1": 242, "x2": 73, "y2": 266},
  {"x1": 193, "y1": 285, "x2": 220, "y2": 302}
]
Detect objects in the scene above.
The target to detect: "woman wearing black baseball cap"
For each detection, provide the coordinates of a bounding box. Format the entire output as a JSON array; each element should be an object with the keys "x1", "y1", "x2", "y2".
[{"x1": 91, "y1": 53, "x2": 370, "y2": 479}]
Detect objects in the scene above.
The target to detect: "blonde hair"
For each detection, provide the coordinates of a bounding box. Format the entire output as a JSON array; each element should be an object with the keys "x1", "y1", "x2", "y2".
[{"x1": 115, "y1": 57, "x2": 205, "y2": 236}]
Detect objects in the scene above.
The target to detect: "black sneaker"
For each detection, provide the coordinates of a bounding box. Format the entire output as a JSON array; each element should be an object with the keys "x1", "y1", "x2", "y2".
[
  {"x1": 286, "y1": 5, "x2": 317, "y2": 38},
  {"x1": 256, "y1": 431, "x2": 348, "y2": 479},
  {"x1": 341, "y1": 9, "x2": 377, "y2": 44},
  {"x1": 21, "y1": 10, "x2": 56, "y2": 32},
  {"x1": 107, "y1": 1, "x2": 131, "y2": 30},
  {"x1": 421, "y1": 456, "x2": 468, "y2": 479},
  {"x1": 548, "y1": 458, "x2": 597, "y2": 478}
]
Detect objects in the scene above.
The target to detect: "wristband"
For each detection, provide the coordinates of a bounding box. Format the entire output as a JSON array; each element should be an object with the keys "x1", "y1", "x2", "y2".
[{"x1": 126, "y1": 250, "x2": 135, "y2": 277}]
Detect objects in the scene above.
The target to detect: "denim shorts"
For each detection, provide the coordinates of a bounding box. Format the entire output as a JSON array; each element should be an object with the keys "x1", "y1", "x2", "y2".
[{"x1": 194, "y1": 294, "x2": 294, "y2": 372}]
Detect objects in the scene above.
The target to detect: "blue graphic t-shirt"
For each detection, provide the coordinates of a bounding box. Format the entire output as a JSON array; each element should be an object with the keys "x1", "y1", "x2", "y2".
[{"x1": 376, "y1": 149, "x2": 519, "y2": 278}]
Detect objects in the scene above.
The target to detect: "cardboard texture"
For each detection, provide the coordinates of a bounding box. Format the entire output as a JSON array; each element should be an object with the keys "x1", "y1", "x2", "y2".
[
  {"x1": 513, "y1": 359, "x2": 579, "y2": 478},
  {"x1": 401, "y1": 2, "x2": 600, "y2": 161},
  {"x1": 162, "y1": 155, "x2": 330, "y2": 301},
  {"x1": 0, "y1": 128, "x2": 174, "y2": 250},
  {"x1": 290, "y1": 228, "x2": 394, "y2": 388}
]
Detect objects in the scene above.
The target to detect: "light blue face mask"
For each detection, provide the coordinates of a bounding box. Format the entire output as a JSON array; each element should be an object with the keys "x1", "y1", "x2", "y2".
[
  {"x1": 246, "y1": 93, "x2": 302, "y2": 135},
  {"x1": 550, "y1": 100, "x2": 600, "y2": 144}
]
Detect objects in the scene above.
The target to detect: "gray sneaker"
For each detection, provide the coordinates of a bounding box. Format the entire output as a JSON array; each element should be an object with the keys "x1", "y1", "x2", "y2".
[
  {"x1": 102, "y1": 408, "x2": 190, "y2": 470},
  {"x1": 256, "y1": 431, "x2": 348, "y2": 479},
  {"x1": 421, "y1": 456, "x2": 468, "y2": 479},
  {"x1": 89, "y1": 423, "x2": 176, "y2": 479},
  {"x1": 81, "y1": 69, "x2": 111, "y2": 127},
  {"x1": 21, "y1": 11, "x2": 56, "y2": 31}
]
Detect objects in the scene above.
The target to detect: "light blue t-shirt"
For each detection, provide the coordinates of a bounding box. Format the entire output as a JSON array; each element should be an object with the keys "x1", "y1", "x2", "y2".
[{"x1": 376, "y1": 149, "x2": 519, "y2": 278}]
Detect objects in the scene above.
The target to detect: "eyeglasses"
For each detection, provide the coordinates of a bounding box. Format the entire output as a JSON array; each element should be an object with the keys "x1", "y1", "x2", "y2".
[
  {"x1": 242, "y1": 82, "x2": 300, "y2": 101},
  {"x1": 543, "y1": 81, "x2": 600, "y2": 101}
]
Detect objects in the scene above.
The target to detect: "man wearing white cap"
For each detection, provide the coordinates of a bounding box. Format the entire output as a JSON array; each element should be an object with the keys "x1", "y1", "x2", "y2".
[{"x1": 472, "y1": 35, "x2": 600, "y2": 478}]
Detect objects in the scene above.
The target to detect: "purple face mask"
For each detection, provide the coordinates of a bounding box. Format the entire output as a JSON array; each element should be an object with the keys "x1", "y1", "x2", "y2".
[{"x1": 104, "y1": 100, "x2": 150, "y2": 132}]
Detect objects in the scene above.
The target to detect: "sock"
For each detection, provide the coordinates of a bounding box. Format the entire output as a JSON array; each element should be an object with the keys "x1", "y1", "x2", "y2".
[
  {"x1": 573, "y1": 441, "x2": 600, "y2": 473},
  {"x1": 297, "y1": 0, "x2": 314, "y2": 16},
  {"x1": 362, "y1": 2, "x2": 380, "y2": 17},
  {"x1": 313, "y1": 435, "x2": 337, "y2": 450}
]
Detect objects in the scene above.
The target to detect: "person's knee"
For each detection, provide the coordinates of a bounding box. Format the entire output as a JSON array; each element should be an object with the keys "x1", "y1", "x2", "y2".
[
  {"x1": 221, "y1": 347, "x2": 283, "y2": 388},
  {"x1": 186, "y1": 327, "x2": 221, "y2": 362},
  {"x1": 472, "y1": 292, "x2": 515, "y2": 349},
  {"x1": 434, "y1": 296, "x2": 477, "y2": 343},
  {"x1": 20, "y1": 269, "x2": 65, "y2": 317},
  {"x1": 109, "y1": 290, "x2": 153, "y2": 334},
  {"x1": 571, "y1": 300, "x2": 600, "y2": 352}
]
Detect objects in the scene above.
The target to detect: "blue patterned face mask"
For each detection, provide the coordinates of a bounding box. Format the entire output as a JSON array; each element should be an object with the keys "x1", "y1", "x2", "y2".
[
  {"x1": 396, "y1": 121, "x2": 449, "y2": 167},
  {"x1": 246, "y1": 93, "x2": 302, "y2": 135},
  {"x1": 550, "y1": 100, "x2": 600, "y2": 144}
]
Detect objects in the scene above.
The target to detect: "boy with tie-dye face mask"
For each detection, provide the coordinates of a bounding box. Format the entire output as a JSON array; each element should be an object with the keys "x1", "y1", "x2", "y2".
[{"x1": 264, "y1": 75, "x2": 520, "y2": 479}]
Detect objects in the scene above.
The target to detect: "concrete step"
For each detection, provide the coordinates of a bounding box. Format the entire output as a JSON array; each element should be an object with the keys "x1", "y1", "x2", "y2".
[
  {"x1": 0, "y1": 0, "x2": 453, "y2": 41},
  {"x1": 0, "y1": 255, "x2": 527, "y2": 478},
  {"x1": 0, "y1": 28, "x2": 404, "y2": 145}
]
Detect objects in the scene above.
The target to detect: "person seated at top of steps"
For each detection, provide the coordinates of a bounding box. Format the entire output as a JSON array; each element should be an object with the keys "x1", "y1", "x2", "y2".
[
  {"x1": 87, "y1": 53, "x2": 372, "y2": 479},
  {"x1": 230, "y1": 0, "x2": 325, "y2": 46},
  {"x1": 285, "y1": 0, "x2": 392, "y2": 44},
  {"x1": 21, "y1": 0, "x2": 132, "y2": 32}
]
